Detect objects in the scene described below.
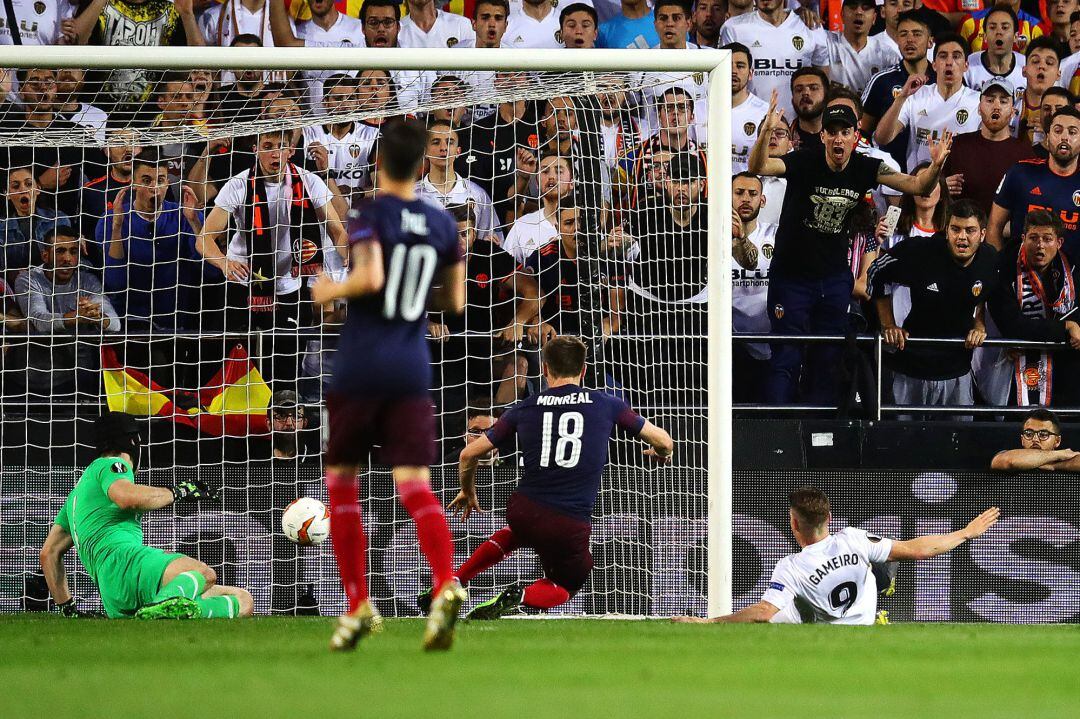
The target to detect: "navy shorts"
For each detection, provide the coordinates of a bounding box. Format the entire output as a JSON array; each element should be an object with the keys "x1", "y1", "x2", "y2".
[
  {"x1": 324, "y1": 393, "x2": 437, "y2": 468},
  {"x1": 506, "y1": 492, "x2": 593, "y2": 594}
]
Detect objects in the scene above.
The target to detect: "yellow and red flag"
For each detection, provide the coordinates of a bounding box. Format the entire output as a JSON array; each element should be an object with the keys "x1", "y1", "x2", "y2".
[{"x1": 101, "y1": 345, "x2": 271, "y2": 437}]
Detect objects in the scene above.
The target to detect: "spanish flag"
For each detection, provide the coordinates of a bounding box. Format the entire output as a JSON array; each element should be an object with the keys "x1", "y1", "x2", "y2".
[{"x1": 101, "y1": 345, "x2": 271, "y2": 437}]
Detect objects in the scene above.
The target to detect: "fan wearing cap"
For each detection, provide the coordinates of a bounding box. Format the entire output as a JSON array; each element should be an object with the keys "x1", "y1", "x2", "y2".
[
  {"x1": 941, "y1": 79, "x2": 1035, "y2": 213},
  {"x1": 38, "y1": 412, "x2": 253, "y2": 620},
  {"x1": 750, "y1": 93, "x2": 952, "y2": 404},
  {"x1": 825, "y1": 0, "x2": 901, "y2": 96}
]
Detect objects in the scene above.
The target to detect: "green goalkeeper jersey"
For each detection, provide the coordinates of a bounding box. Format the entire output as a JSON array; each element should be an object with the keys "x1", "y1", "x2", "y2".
[{"x1": 54, "y1": 457, "x2": 143, "y2": 582}]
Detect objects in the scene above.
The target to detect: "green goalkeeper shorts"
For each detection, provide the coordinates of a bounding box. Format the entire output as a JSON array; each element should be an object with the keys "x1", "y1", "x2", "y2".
[{"x1": 94, "y1": 544, "x2": 185, "y2": 619}]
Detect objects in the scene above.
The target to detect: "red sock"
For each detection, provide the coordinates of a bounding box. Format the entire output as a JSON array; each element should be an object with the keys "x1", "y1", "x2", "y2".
[
  {"x1": 326, "y1": 469, "x2": 369, "y2": 613},
  {"x1": 456, "y1": 527, "x2": 517, "y2": 585},
  {"x1": 398, "y1": 480, "x2": 454, "y2": 591},
  {"x1": 523, "y1": 579, "x2": 571, "y2": 609}
]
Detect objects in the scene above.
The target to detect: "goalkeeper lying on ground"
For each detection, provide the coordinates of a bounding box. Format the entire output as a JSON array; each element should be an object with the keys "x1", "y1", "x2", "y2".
[{"x1": 38, "y1": 412, "x2": 253, "y2": 619}]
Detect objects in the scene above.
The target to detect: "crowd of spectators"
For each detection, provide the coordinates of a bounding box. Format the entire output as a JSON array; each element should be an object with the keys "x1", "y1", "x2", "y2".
[{"x1": 0, "y1": 0, "x2": 1079, "y2": 428}]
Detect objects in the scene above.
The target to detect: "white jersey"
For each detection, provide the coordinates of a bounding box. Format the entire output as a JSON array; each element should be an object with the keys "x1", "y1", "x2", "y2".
[
  {"x1": 826, "y1": 32, "x2": 901, "y2": 95},
  {"x1": 1059, "y1": 52, "x2": 1080, "y2": 90},
  {"x1": 732, "y1": 221, "x2": 775, "y2": 360},
  {"x1": 301, "y1": 121, "x2": 379, "y2": 193},
  {"x1": 0, "y1": 0, "x2": 75, "y2": 45},
  {"x1": 399, "y1": 9, "x2": 475, "y2": 49},
  {"x1": 857, "y1": 138, "x2": 902, "y2": 217},
  {"x1": 503, "y1": 208, "x2": 558, "y2": 263},
  {"x1": 763, "y1": 527, "x2": 894, "y2": 625},
  {"x1": 199, "y1": 1, "x2": 273, "y2": 47},
  {"x1": 875, "y1": 29, "x2": 899, "y2": 60},
  {"x1": 897, "y1": 83, "x2": 981, "y2": 172},
  {"x1": 719, "y1": 11, "x2": 828, "y2": 115},
  {"x1": 292, "y1": 13, "x2": 364, "y2": 114},
  {"x1": 758, "y1": 175, "x2": 786, "y2": 228},
  {"x1": 504, "y1": 0, "x2": 593, "y2": 49},
  {"x1": 731, "y1": 92, "x2": 770, "y2": 174},
  {"x1": 636, "y1": 67, "x2": 710, "y2": 147},
  {"x1": 214, "y1": 165, "x2": 338, "y2": 296},
  {"x1": 964, "y1": 51, "x2": 1026, "y2": 100},
  {"x1": 417, "y1": 174, "x2": 501, "y2": 241}
]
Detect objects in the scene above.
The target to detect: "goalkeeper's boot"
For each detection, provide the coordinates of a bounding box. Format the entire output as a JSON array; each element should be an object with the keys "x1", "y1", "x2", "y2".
[
  {"x1": 423, "y1": 580, "x2": 467, "y2": 652},
  {"x1": 135, "y1": 596, "x2": 200, "y2": 620},
  {"x1": 416, "y1": 586, "x2": 434, "y2": 615},
  {"x1": 329, "y1": 600, "x2": 378, "y2": 652},
  {"x1": 874, "y1": 610, "x2": 890, "y2": 626},
  {"x1": 465, "y1": 583, "x2": 524, "y2": 621},
  {"x1": 873, "y1": 561, "x2": 899, "y2": 597}
]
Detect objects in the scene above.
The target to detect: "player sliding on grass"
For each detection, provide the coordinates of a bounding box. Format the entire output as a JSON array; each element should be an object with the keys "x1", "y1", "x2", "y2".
[
  {"x1": 311, "y1": 118, "x2": 467, "y2": 652},
  {"x1": 38, "y1": 412, "x2": 253, "y2": 620},
  {"x1": 431, "y1": 336, "x2": 674, "y2": 619},
  {"x1": 674, "y1": 487, "x2": 1000, "y2": 625}
]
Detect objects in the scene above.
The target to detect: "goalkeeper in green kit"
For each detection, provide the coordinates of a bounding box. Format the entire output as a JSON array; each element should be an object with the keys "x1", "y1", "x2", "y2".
[{"x1": 38, "y1": 413, "x2": 253, "y2": 619}]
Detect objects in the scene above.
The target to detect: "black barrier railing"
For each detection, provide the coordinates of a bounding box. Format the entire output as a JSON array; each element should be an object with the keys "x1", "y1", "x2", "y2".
[{"x1": 2, "y1": 329, "x2": 1076, "y2": 419}]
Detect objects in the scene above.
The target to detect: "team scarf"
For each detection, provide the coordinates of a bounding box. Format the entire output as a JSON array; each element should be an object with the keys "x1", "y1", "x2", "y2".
[
  {"x1": 1014, "y1": 244, "x2": 1076, "y2": 406},
  {"x1": 245, "y1": 162, "x2": 324, "y2": 311}
]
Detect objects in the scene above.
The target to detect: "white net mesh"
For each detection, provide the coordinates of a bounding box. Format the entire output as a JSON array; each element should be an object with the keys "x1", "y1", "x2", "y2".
[{"x1": 0, "y1": 59, "x2": 717, "y2": 616}]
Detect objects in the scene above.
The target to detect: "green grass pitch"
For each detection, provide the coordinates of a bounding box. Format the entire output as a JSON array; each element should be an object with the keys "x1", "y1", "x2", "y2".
[{"x1": 1, "y1": 616, "x2": 1077, "y2": 719}]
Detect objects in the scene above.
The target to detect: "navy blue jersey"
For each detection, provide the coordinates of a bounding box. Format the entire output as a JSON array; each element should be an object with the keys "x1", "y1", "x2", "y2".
[
  {"x1": 994, "y1": 158, "x2": 1080, "y2": 258},
  {"x1": 330, "y1": 195, "x2": 462, "y2": 397},
  {"x1": 861, "y1": 64, "x2": 936, "y2": 172},
  {"x1": 485, "y1": 384, "x2": 646, "y2": 521}
]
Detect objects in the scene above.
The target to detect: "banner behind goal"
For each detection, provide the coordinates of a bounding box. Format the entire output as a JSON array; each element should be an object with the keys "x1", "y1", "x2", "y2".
[{"x1": 0, "y1": 47, "x2": 731, "y2": 617}]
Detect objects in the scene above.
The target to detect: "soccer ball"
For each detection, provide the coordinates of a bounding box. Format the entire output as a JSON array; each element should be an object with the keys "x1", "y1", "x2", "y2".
[{"x1": 282, "y1": 497, "x2": 331, "y2": 545}]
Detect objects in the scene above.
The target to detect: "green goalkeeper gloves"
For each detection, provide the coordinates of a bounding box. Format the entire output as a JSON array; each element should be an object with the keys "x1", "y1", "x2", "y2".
[{"x1": 172, "y1": 478, "x2": 219, "y2": 503}]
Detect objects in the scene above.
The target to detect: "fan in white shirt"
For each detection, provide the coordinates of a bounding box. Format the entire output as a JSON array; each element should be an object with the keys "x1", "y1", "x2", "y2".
[
  {"x1": 731, "y1": 173, "x2": 775, "y2": 362},
  {"x1": 504, "y1": 0, "x2": 594, "y2": 48},
  {"x1": 756, "y1": 121, "x2": 791, "y2": 227},
  {"x1": 54, "y1": 68, "x2": 108, "y2": 145},
  {"x1": 502, "y1": 155, "x2": 574, "y2": 263},
  {"x1": 200, "y1": 0, "x2": 274, "y2": 47},
  {"x1": 825, "y1": 0, "x2": 901, "y2": 95},
  {"x1": 0, "y1": 0, "x2": 77, "y2": 45},
  {"x1": 416, "y1": 121, "x2": 501, "y2": 241},
  {"x1": 356, "y1": 0, "x2": 435, "y2": 113},
  {"x1": 875, "y1": 36, "x2": 981, "y2": 172},
  {"x1": 873, "y1": 0, "x2": 909, "y2": 60},
  {"x1": 302, "y1": 75, "x2": 381, "y2": 201},
  {"x1": 635, "y1": 1, "x2": 709, "y2": 140},
  {"x1": 718, "y1": 0, "x2": 829, "y2": 114},
  {"x1": 399, "y1": 0, "x2": 476, "y2": 48},
  {"x1": 727, "y1": 42, "x2": 771, "y2": 173},
  {"x1": 674, "y1": 487, "x2": 1000, "y2": 625},
  {"x1": 269, "y1": 0, "x2": 364, "y2": 114},
  {"x1": 196, "y1": 132, "x2": 349, "y2": 297},
  {"x1": 964, "y1": 8, "x2": 1026, "y2": 99}
]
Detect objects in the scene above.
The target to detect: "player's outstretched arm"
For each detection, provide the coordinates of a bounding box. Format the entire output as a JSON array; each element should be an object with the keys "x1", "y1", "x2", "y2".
[
  {"x1": 39, "y1": 524, "x2": 74, "y2": 606},
  {"x1": 451, "y1": 434, "x2": 496, "y2": 520},
  {"x1": 888, "y1": 507, "x2": 1000, "y2": 561},
  {"x1": 672, "y1": 600, "x2": 780, "y2": 624},
  {"x1": 991, "y1": 448, "x2": 1079, "y2": 471},
  {"x1": 107, "y1": 478, "x2": 218, "y2": 511},
  {"x1": 639, "y1": 420, "x2": 674, "y2": 464}
]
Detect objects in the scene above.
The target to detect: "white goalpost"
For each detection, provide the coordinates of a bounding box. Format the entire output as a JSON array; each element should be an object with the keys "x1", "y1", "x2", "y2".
[{"x1": 0, "y1": 45, "x2": 731, "y2": 618}]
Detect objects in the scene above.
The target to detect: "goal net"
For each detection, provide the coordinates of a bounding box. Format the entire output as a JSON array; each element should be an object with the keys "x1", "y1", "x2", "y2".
[{"x1": 0, "y1": 47, "x2": 731, "y2": 617}]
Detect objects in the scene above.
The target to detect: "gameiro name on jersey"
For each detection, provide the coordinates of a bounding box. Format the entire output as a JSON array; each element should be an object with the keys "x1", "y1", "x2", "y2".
[
  {"x1": 329, "y1": 195, "x2": 462, "y2": 398},
  {"x1": 485, "y1": 384, "x2": 646, "y2": 521},
  {"x1": 763, "y1": 527, "x2": 893, "y2": 625}
]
